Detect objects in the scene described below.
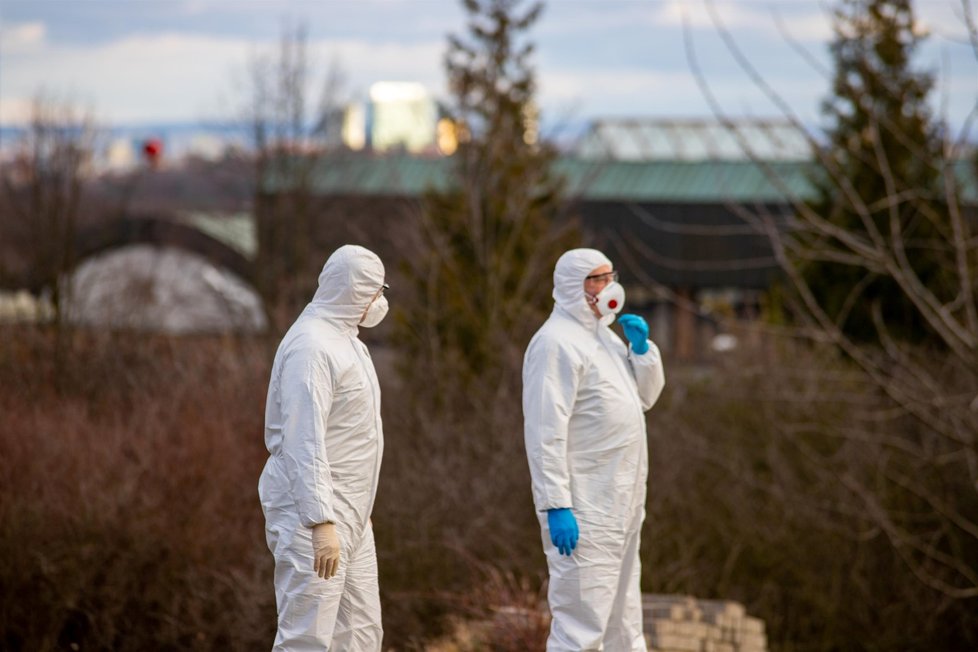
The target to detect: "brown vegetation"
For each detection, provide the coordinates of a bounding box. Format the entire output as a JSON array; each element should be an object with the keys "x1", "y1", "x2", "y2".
[
  {"x1": 2, "y1": 317, "x2": 977, "y2": 650},
  {"x1": 0, "y1": 327, "x2": 273, "y2": 651}
]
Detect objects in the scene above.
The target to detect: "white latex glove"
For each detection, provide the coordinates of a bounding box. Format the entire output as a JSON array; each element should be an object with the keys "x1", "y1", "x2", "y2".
[{"x1": 312, "y1": 522, "x2": 341, "y2": 579}]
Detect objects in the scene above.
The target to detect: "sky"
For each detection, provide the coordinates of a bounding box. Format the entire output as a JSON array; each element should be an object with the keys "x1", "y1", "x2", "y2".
[{"x1": 1, "y1": 0, "x2": 976, "y2": 139}]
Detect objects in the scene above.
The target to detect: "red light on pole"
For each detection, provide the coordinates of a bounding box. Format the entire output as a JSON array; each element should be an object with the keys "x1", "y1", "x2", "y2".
[{"x1": 142, "y1": 138, "x2": 163, "y2": 167}]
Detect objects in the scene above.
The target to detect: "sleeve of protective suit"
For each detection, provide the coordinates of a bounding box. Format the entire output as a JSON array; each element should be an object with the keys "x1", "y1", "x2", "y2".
[
  {"x1": 279, "y1": 348, "x2": 338, "y2": 528},
  {"x1": 628, "y1": 341, "x2": 666, "y2": 412},
  {"x1": 523, "y1": 336, "x2": 581, "y2": 512}
]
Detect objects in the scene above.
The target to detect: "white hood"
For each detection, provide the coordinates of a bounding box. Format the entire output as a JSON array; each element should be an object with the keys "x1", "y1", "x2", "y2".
[
  {"x1": 303, "y1": 244, "x2": 385, "y2": 329},
  {"x1": 552, "y1": 248, "x2": 612, "y2": 327}
]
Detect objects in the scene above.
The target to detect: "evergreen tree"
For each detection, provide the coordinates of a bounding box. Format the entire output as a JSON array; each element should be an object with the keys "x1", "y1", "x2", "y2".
[
  {"x1": 800, "y1": 0, "x2": 949, "y2": 343},
  {"x1": 777, "y1": 0, "x2": 978, "y2": 620},
  {"x1": 396, "y1": 0, "x2": 578, "y2": 405},
  {"x1": 381, "y1": 3, "x2": 579, "y2": 610}
]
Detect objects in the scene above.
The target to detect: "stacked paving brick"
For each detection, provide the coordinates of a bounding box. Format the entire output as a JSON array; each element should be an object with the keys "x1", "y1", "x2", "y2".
[{"x1": 642, "y1": 594, "x2": 767, "y2": 652}]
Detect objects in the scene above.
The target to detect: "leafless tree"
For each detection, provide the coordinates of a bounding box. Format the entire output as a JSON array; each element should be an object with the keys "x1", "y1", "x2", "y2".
[
  {"x1": 677, "y1": 0, "x2": 978, "y2": 607},
  {"x1": 0, "y1": 93, "x2": 98, "y2": 329},
  {"x1": 237, "y1": 23, "x2": 351, "y2": 333}
]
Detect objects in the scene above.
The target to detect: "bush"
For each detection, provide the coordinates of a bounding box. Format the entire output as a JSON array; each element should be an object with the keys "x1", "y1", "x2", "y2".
[
  {"x1": 641, "y1": 335, "x2": 978, "y2": 651},
  {"x1": 4, "y1": 325, "x2": 975, "y2": 651},
  {"x1": 0, "y1": 327, "x2": 274, "y2": 651}
]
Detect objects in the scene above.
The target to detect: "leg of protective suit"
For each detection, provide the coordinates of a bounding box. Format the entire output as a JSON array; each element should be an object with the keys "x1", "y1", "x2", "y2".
[
  {"x1": 601, "y1": 525, "x2": 647, "y2": 651},
  {"x1": 541, "y1": 514, "x2": 622, "y2": 651},
  {"x1": 331, "y1": 523, "x2": 383, "y2": 651},
  {"x1": 266, "y1": 505, "x2": 347, "y2": 652}
]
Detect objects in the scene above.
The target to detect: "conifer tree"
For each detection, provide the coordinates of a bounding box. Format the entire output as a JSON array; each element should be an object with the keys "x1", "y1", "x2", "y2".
[
  {"x1": 800, "y1": 0, "x2": 948, "y2": 343},
  {"x1": 771, "y1": 0, "x2": 978, "y2": 612},
  {"x1": 397, "y1": 0, "x2": 577, "y2": 404}
]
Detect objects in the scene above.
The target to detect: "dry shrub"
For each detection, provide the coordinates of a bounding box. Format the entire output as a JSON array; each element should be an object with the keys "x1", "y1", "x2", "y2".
[
  {"x1": 8, "y1": 321, "x2": 972, "y2": 651},
  {"x1": 0, "y1": 326, "x2": 275, "y2": 651},
  {"x1": 0, "y1": 324, "x2": 549, "y2": 651},
  {"x1": 467, "y1": 565, "x2": 550, "y2": 651},
  {"x1": 421, "y1": 557, "x2": 550, "y2": 652},
  {"x1": 641, "y1": 333, "x2": 978, "y2": 652},
  {"x1": 372, "y1": 359, "x2": 548, "y2": 647}
]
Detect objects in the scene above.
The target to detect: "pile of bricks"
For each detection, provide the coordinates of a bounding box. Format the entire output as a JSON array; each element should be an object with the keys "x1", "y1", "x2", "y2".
[{"x1": 643, "y1": 594, "x2": 767, "y2": 652}]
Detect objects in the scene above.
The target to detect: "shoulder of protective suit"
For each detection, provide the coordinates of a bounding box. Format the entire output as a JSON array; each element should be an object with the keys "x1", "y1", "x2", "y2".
[
  {"x1": 279, "y1": 318, "x2": 356, "y2": 365},
  {"x1": 294, "y1": 313, "x2": 352, "y2": 338},
  {"x1": 548, "y1": 310, "x2": 599, "y2": 339},
  {"x1": 527, "y1": 315, "x2": 598, "y2": 364}
]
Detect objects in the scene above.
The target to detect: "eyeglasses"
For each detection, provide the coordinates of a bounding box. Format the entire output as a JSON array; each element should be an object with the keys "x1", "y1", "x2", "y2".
[{"x1": 584, "y1": 271, "x2": 618, "y2": 283}]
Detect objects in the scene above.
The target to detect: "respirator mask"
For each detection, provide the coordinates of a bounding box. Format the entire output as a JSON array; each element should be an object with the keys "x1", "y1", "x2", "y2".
[
  {"x1": 360, "y1": 289, "x2": 389, "y2": 328},
  {"x1": 587, "y1": 281, "x2": 625, "y2": 326}
]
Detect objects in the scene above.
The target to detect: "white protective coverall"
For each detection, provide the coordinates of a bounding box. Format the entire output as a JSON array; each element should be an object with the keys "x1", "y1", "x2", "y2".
[
  {"x1": 523, "y1": 248, "x2": 665, "y2": 651},
  {"x1": 258, "y1": 245, "x2": 385, "y2": 651}
]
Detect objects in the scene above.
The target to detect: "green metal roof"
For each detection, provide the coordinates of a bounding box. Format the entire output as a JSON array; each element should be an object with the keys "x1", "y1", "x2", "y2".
[
  {"x1": 576, "y1": 118, "x2": 813, "y2": 162},
  {"x1": 555, "y1": 159, "x2": 818, "y2": 203},
  {"x1": 266, "y1": 156, "x2": 451, "y2": 196},
  {"x1": 269, "y1": 154, "x2": 976, "y2": 205}
]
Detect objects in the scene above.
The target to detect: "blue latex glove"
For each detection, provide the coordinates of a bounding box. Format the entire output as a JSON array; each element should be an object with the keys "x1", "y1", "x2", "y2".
[
  {"x1": 618, "y1": 314, "x2": 650, "y2": 354},
  {"x1": 547, "y1": 508, "x2": 579, "y2": 556}
]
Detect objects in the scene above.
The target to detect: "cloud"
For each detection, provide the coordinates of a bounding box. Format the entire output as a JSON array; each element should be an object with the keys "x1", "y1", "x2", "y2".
[
  {"x1": 648, "y1": 0, "x2": 832, "y2": 42},
  {"x1": 537, "y1": 65, "x2": 828, "y2": 125},
  {"x1": 175, "y1": 1, "x2": 212, "y2": 17},
  {"x1": 508, "y1": 0, "x2": 835, "y2": 45},
  {"x1": 0, "y1": 1, "x2": 972, "y2": 133},
  {"x1": 2, "y1": 33, "x2": 252, "y2": 123},
  {"x1": 918, "y1": 2, "x2": 978, "y2": 43},
  {"x1": 0, "y1": 21, "x2": 47, "y2": 53},
  {"x1": 309, "y1": 38, "x2": 446, "y2": 99},
  {"x1": 0, "y1": 98, "x2": 33, "y2": 125},
  {"x1": 539, "y1": 4, "x2": 661, "y2": 35},
  {"x1": 770, "y1": 8, "x2": 833, "y2": 42},
  {"x1": 541, "y1": 69, "x2": 697, "y2": 113},
  {"x1": 0, "y1": 31, "x2": 448, "y2": 124}
]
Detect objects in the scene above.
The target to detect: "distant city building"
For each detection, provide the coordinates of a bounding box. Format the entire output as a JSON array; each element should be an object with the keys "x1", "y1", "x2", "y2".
[
  {"x1": 435, "y1": 117, "x2": 458, "y2": 155},
  {"x1": 331, "y1": 81, "x2": 450, "y2": 154},
  {"x1": 0, "y1": 80, "x2": 453, "y2": 163},
  {"x1": 184, "y1": 133, "x2": 229, "y2": 161},
  {"x1": 341, "y1": 103, "x2": 367, "y2": 151},
  {"x1": 105, "y1": 137, "x2": 137, "y2": 170},
  {"x1": 366, "y1": 81, "x2": 438, "y2": 153}
]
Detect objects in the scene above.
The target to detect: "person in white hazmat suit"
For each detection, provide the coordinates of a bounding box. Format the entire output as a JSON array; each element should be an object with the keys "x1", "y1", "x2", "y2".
[
  {"x1": 258, "y1": 244, "x2": 389, "y2": 651},
  {"x1": 523, "y1": 248, "x2": 666, "y2": 651}
]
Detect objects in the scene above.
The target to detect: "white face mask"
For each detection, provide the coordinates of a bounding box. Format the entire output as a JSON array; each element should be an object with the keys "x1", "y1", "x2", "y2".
[
  {"x1": 360, "y1": 295, "x2": 389, "y2": 328},
  {"x1": 587, "y1": 281, "x2": 625, "y2": 324}
]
